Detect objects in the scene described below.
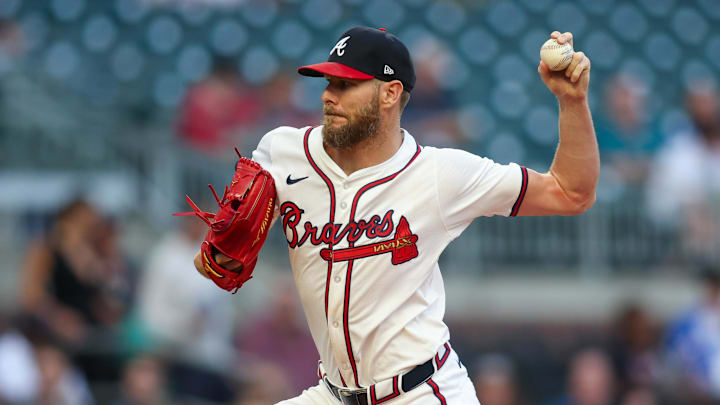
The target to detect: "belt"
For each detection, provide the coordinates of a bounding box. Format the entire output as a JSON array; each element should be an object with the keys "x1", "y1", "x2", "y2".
[{"x1": 321, "y1": 342, "x2": 451, "y2": 405}]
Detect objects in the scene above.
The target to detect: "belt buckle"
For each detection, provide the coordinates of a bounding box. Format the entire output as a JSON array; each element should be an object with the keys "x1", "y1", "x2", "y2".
[
  {"x1": 337, "y1": 387, "x2": 365, "y2": 397},
  {"x1": 324, "y1": 377, "x2": 366, "y2": 403},
  {"x1": 337, "y1": 387, "x2": 368, "y2": 405}
]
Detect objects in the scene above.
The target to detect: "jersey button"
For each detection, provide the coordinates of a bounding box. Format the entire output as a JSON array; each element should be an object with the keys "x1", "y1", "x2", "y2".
[
  {"x1": 343, "y1": 183, "x2": 349, "y2": 190},
  {"x1": 343, "y1": 363, "x2": 350, "y2": 370},
  {"x1": 333, "y1": 321, "x2": 339, "y2": 328},
  {"x1": 334, "y1": 276, "x2": 341, "y2": 283},
  {"x1": 340, "y1": 202, "x2": 347, "y2": 209}
]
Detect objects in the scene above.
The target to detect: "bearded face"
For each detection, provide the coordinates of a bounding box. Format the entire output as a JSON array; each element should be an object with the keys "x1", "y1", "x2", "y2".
[{"x1": 322, "y1": 86, "x2": 381, "y2": 149}]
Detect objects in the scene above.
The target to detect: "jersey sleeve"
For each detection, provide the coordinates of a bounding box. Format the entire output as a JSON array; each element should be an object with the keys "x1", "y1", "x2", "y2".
[
  {"x1": 251, "y1": 128, "x2": 275, "y2": 169},
  {"x1": 251, "y1": 127, "x2": 288, "y2": 228},
  {"x1": 433, "y1": 148, "x2": 528, "y2": 238}
]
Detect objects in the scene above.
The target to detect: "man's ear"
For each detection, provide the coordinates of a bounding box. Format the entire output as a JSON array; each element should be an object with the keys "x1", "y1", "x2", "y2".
[{"x1": 380, "y1": 80, "x2": 404, "y2": 109}]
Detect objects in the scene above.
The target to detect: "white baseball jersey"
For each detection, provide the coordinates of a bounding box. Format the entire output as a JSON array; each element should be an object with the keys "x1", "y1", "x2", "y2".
[{"x1": 252, "y1": 125, "x2": 527, "y2": 389}]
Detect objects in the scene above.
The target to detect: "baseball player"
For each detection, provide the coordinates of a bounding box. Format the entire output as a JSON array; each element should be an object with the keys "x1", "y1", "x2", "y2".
[{"x1": 193, "y1": 27, "x2": 597, "y2": 404}]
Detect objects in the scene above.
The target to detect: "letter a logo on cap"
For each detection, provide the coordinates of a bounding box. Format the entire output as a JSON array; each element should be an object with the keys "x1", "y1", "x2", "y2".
[
  {"x1": 330, "y1": 36, "x2": 350, "y2": 57},
  {"x1": 384, "y1": 65, "x2": 394, "y2": 75}
]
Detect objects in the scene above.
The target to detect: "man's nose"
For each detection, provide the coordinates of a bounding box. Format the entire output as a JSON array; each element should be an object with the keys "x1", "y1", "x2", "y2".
[{"x1": 321, "y1": 87, "x2": 336, "y2": 106}]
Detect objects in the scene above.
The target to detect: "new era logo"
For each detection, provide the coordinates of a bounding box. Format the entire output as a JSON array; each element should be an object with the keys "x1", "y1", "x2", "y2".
[{"x1": 384, "y1": 65, "x2": 394, "y2": 75}]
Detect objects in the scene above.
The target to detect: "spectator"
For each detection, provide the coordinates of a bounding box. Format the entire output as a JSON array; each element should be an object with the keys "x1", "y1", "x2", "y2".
[
  {"x1": 234, "y1": 275, "x2": 318, "y2": 395},
  {"x1": 91, "y1": 217, "x2": 138, "y2": 328},
  {"x1": 618, "y1": 387, "x2": 658, "y2": 405},
  {"x1": 34, "y1": 343, "x2": 94, "y2": 405},
  {"x1": 18, "y1": 199, "x2": 133, "y2": 388},
  {"x1": 231, "y1": 71, "x2": 321, "y2": 157},
  {"x1": 473, "y1": 353, "x2": 524, "y2": 405},
  {"x1": 178, "y1": 58, "x2": 262, "y2": 156},
  {"x1": 402, "y1": 36, "x2": 465, "y2": 148},
  {"x1": 664, "y1": 266, "x2": 720, "y2": 403},
  {"x1": 545, "y1": 348, "x2": 617, "y2": 405},
  {"x1": 232, "y1": 362, "x2": 293, "y2": 405},
  {"x1": 137, "y1": 215, "x2": 236, "y2": 403},
  {"x1": 0, "y1": 315, "x2": 40, "y2": 404},
  {"x1": 595, "y1": 74, "x2": 662, "y2": 189},
  {"x1": 608, "y1": 304, "x2": 661, "y2": 392},
  {"x1": 110, "y1": 355, "x2": 169, "y2": 405},
  {"x1": 259, "y1": 71, "x2": 318, "y2": 128},
  {"x1": 0, "y1": 18, "x2": 24, "y2": 57},
  {"x1": 19, "y1": 199, "x2": 106, "y2": 346},
  {"x1": 645, "y1": 83, "x2": 720, "y2": 261}
]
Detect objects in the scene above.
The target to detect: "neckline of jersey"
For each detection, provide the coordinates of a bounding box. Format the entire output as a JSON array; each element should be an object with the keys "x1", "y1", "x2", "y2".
[{"x1": 311, "y1": 126, "x2": 418, "y2": 183}]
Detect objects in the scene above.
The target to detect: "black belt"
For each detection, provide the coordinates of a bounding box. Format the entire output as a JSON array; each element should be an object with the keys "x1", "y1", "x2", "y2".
[{"x1": 324, "y1": 358, "x2": 435, "y2": 405}]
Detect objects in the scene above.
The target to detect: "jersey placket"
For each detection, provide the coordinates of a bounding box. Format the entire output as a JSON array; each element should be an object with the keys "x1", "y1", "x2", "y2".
[
  {"x1": 328, "y1": 144, "x2": 423, "y2": 387},
  {"x1": 326, "y1": 178, "x2": 358, "y2": 386},
  {"x1": 301, "y1": 127, "x2": 358, "y2": 385}
]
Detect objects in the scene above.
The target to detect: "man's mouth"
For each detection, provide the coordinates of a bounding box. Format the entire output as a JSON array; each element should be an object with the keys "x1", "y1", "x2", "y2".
[{"x1": 324, "y1": 110, "x2": 346, "y2": 118}]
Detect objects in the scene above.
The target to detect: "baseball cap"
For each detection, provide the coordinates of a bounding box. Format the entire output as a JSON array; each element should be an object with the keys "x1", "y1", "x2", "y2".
[{"x1": 298, "y1": 26, "x2": 416, "y2": 92}]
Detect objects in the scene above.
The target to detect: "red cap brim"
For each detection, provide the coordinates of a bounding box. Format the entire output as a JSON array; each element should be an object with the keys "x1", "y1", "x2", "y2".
[{"x1": 297, "y1": 62, "x2": 374, "y2": 80}]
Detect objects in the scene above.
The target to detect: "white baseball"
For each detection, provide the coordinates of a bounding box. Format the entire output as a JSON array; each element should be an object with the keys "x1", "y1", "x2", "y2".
[{"x1": 540, "y1": 38, "x2": 574, "y2": 71}]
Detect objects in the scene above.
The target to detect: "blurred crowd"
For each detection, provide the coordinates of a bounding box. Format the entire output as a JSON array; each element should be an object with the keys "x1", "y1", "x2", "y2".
[
  {"x1": 3, "y1": 195, "x2": 720, "y2": 404},
  {"x1": 1, "y1": 197, "x2": 318, "y2": 404},
  {"x1": 469, "y1": 266, "x2": 720, "y2": 405},
  {"x1": 467, "y1": 266, "x2": 720, "y2": 405},
  {"x1": 2, "y1": 2, "x2": 720, "y2": 403}
]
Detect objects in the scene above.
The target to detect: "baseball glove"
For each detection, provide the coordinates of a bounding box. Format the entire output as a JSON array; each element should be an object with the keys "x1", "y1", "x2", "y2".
[{"x1": 175, "y1": 148, "x2": 276, "y2": 293}]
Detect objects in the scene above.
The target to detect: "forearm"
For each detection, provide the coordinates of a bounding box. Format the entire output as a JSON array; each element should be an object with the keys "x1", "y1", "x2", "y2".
[{"x1": 549, "y1": 98, "x2": 599, "y2": 204}]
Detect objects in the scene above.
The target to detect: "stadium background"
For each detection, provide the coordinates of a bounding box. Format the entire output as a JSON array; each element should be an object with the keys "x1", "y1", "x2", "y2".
[{"x1": 1, "y1": 0, "x2": 719, "y2": 404}]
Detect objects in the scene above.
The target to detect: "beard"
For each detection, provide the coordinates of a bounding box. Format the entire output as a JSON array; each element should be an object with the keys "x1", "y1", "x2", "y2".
[{"x1": 322, "y1": 96, "x2": 381, "y2": 149}]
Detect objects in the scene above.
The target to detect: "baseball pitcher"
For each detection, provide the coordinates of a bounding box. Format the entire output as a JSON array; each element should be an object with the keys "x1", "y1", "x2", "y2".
[{"x1": 187, "y1": 27, "x2": 597, "y2": 404}]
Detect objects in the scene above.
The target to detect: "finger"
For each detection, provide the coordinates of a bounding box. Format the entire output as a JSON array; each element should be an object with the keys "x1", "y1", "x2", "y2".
[
  {"x1": 215, "y1": 252, "x2": 231, "y2": 264},
  {"x1": 550, "y1": 31, "x2": 561, "y2": 39},
  {"x1": 537, "y1": 61, "x2": 551, "y2": 82},
  {"x1": 215, "y1": 253, "x2": 243, "y2": 271},
  {"x1": 565, "y1": 51, "x2": 584, "y2": 78},
  {"x1": 563, "y1": 32, "x2": 574, "y2": 48},
  {"x1": 225, "y1": 262, "x2": 244, "y2": 272},
  {"x1": 571, "y1": 56, "x2": 590, "y2": 83},
  {"x1": 194, "y1": 251, "x2": 210, "y2": 279}
]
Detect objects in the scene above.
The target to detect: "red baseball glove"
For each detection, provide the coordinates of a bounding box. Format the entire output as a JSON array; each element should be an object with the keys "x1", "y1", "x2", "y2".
[{"x1": 176, "y1": 149, "x2": 276, "y2": 293}]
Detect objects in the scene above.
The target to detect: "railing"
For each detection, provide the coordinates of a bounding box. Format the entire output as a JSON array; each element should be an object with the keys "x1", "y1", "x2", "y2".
[
  {"x1": 1, "y1": 65, "x2": 717, "y2": 275},
  {"x1": 3, "y1": 118, "x2": 718, "y2": 275},
  {"x1": 442, "y1": 202, "x2": 714, "y2": 275}
]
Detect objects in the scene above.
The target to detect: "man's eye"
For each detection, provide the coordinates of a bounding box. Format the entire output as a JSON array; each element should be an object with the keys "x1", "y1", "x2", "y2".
[{"x1": 326, "y1": 80, "x2": 351, "y2": 90}]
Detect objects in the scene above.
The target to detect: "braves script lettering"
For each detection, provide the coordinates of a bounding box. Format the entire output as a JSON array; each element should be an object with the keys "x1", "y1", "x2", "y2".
[{"x1": 281, "y1": 202, "x2": 394, "y2": 248}]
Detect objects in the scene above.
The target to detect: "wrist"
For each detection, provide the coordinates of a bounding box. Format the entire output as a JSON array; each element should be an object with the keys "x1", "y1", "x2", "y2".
[{"x1": 557, "y1": 94, "x2": 589, "y2": 107}]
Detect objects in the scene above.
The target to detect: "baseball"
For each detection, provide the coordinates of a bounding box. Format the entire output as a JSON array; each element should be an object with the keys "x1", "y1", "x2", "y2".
[{"x1": 540, "y1": 38, "x2": 574, "y2": 71}]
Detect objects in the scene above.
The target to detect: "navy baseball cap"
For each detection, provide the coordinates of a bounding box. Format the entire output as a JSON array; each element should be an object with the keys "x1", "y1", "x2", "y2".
[{"x1": 298, "y1": 26, "x2": 416, "y2": 92}]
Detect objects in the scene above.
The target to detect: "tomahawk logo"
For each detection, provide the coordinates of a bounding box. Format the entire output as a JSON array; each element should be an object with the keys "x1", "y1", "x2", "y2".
[
  {"x1": 330, "y1": 36, "x2": 350, "y2": 57},
  {"x1": 320, "y1": 216, "x2": 418, "y2": 265}
]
